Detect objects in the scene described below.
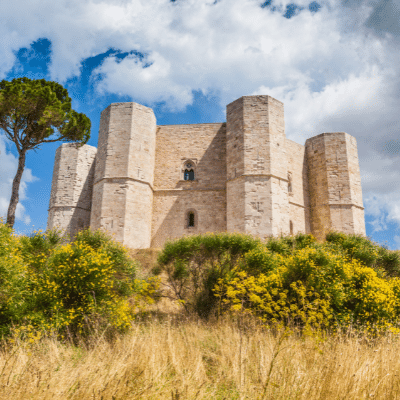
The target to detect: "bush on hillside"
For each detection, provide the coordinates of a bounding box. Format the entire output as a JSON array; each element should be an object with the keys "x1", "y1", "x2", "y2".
[
  {"x1": 26, "y1": 229, "x2": 138, "y2": 336},
  {"x1": 264, "y1": 233, "x2": 317, "y2": 255},
  {"x1": 155, "y1": 231, "x2": 400, "y2": 332},
  {"x1": 216, "y1": 239, "x2": 400, "y2": 333},
  {"x1": 0, "y1": 222, "x2": 29, "y2": 333},
  {"x1": 0, "y1": 224, "x2": 142, "y2": 338},
  {"x1": 325, "y1": 231, "x2": 400, "y2": 276},
  {"x1": 154, "y1": 232, "x2": 261, "y2": 316}
]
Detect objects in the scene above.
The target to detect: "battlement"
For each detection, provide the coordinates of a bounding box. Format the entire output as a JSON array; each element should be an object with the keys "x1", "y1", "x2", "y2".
[{"x1": 47, "y1": 95, "x2": 365, "y2": 248}]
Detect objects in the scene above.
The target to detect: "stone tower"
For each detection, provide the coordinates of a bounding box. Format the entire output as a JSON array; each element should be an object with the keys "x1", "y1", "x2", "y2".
[
  {"x1": 226, "y1": 95, "x2": 290, "y2": 237},
  {"x1": 90, "y1": 102, "x2": 157, "y2": 249},
  {"x1": 47, "y1": 143, "x2": 97, "y2": 237},
  {"x1": 47, "y1": 94, "x2": 366, "y2": 249},
  {"x1": 305, "y1": 132, "x2": 365, "y2": 240}
]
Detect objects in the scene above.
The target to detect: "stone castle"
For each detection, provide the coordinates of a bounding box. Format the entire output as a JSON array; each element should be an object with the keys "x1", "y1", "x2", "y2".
[{"x1": 47, "y1": 95, "x2": 366, "y2": 249}]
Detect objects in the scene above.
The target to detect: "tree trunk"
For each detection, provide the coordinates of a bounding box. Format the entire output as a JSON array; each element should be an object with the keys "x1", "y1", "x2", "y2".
[{"x1": 6, "y1": 150, "x2": 26, "y2": 227}]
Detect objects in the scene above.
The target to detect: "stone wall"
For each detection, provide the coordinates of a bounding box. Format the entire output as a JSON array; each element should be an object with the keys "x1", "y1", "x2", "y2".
[
  {"x1": 47, "y1": 143, "x2": 97, "y2": 237},
  {"x1": 285, "y1": 138, "x2": 311, "y2": 234},
  {"x1": 151, "y1": 123, "x2": 226, "y2": 247},
  {"x1": 226, "y1": 96, "x2": 290, "y2": 238},
  {"x1": 48, "y1": 95, "x2": 366, "y2": 249},
  {"x1": 90, "y1": 102, "x2": 156, "y2": 248},
  {"x1": 306, "y1": 132, "x2": 365, "y2": 240}
]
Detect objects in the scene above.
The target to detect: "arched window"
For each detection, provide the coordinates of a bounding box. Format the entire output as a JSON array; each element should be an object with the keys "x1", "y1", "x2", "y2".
[
  {"x1": 290, "y1": 220, "x2": 294, "y2": 235},
  {"x1": 187, "y1": 211, "x2": 195, "y2": 227},
  {"x1": 183, "y1": 161, "x2": 195, "y2": 181}
]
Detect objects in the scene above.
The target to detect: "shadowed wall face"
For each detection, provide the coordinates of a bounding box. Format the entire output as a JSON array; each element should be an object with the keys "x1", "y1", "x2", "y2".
[
  {"x1": 285, "y1": 138, "x2": 311, "y2": 235},
  {"x1": 47, "y1": 143, "x2": 97, "y2": 237},
  {"x1": 151, "y1": 123, "x2": 227, "y2": 247}
]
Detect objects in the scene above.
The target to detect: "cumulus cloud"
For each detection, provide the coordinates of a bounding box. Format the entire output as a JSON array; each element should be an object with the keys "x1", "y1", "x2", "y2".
[
  {"x1": 1, "y1": 0, "x2": 400, "y2": 239},
  {"x1": 0, "y1": 137, "x2": 38, "y2": 225}
]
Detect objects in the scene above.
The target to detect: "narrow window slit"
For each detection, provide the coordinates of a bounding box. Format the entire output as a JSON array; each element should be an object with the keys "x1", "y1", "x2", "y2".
[{"x1": 188, "y1": 212, "x2": 195, "y2": 227}]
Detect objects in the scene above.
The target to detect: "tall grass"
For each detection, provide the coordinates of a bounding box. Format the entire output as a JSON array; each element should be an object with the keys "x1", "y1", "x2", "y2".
[
  {"x1": 2, "y1": 227, "x2": 400, "y2": 398},
  {"x1": 1, "y1": 317, "x2": 400, "y2": 399}
]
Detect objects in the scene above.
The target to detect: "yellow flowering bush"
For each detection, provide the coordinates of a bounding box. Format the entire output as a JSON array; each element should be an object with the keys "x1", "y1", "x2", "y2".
[
  {"x1": 0, "y1": 224, "x2": 153, "y2": 338},
  {"x1": 0, "y1": 221, "x2": 30, "y2": 336},
  {"x1": 29, "y1": 241, "x2": 132, "y2": 334},
  {"x1": 215, "y1": 246, "x2": 400, "y2": 333},
  {"x1": 154, "y1": 231, "x2": 400, "y2": 327},
  {"x1": 132, "y1": 276, "x2": 161, "y2": 313}
]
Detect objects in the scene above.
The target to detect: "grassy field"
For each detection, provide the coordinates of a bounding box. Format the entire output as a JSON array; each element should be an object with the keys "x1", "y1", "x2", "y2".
[
  {"x1": 2, "y1": 229, "x2": 400, "y2": 399},
  {"x1": 1, "y1": 316, "x2": 400, "y2": 400}
]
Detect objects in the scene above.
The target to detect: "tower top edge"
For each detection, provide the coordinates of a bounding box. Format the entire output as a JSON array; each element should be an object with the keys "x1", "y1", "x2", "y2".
[
  {"x1": 226, "y1": 95, "x2": 283, "y2": 108},
  {"x1": 57, "y1": 142, "x2": 97, "y2": 151},
  {"x1": 101, "y1": 102, "x2": 155, "y2": 114},
  {"x1": 157, "y1": 122, "x2": 226, "y2": 127},
  {"x1": 305, "y1": 132, "x2": 355, "y2": 143}
]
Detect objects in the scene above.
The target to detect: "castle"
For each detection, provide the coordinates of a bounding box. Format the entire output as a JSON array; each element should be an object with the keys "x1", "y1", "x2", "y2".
[{"x1": 47, "y1": 95, "x2": 366, "y2": 249}]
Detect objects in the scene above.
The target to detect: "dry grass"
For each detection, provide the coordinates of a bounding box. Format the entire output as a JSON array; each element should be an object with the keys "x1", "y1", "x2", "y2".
[
  {"x1": 1, "y1": 317, "x2": 400, "y2": 400},
  {"x1": 129, "y1": 248, "x2": 161, "y2": 278}
]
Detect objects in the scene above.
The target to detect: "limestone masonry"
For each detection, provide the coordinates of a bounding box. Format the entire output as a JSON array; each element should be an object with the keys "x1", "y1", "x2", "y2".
[{"x1": 47, "y1": 95, "x2": 366, "y2": 249}]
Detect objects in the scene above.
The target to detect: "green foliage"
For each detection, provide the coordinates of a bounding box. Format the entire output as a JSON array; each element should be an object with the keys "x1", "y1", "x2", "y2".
[
  {"x1": 157, "y1": 232, "x2": 261, "y2": 267},
  {"x1": 2, "y1": 223, "x2": 399, "y2": 337},
  {"x1": 0, "y1": 223, "x2": 143, "y2": 338},
  {"x1": 0, "y1": 77, "x2": 91, "y2": 227},
  {"x1": 0, "y1": 77, "x2": 91, "y2": 149},
  {"x1": 325, "y1": 231, "x2": 400, "y2": 276},
  {"x1": 26, "y1": 229, "x2": 137, "y2": 335},
  {"x1": 242, "y1": 245, "x2": 281, "y2": 275},
  {"x1": 155, "y1": 230, "x2": 400, "y2": 332},
  {"x1": 0, "y1": 221, "x2": 29, "y2": 331},
  {"x1": 216, "y1": 242, "x2": 400, "y2": 334},
  {"x1": 155, "y1": 233, "x2": 261, "y2": 316},
  {"x1": 265, "y1": 233, "x2": 318, "y2": 255}
]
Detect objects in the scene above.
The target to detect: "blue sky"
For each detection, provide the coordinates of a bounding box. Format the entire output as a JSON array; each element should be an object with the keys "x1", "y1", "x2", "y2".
[{"x1": 1, "y1": 0, "x2": 400, "y2": 249}]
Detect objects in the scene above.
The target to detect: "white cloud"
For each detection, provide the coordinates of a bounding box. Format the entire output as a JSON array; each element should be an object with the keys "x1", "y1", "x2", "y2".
[
  {"x1": 0, "y1": 136, "x2": 39, "y2": 225},
  {"x1": 95, "y1": 52, "x2": 193, "y2": 110},
  {"x1": 395, "y1": 235, "x2": 400, "y2": 249},
  {"x1": 1, "y1": 0, "x2": 400, "y2": 238}
]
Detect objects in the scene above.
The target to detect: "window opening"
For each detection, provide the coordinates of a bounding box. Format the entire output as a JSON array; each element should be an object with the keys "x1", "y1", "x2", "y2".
[
  {"x1": 188, "y1": 212, "x2": 195, "y2": 227},
  {"x1": 184, "y1": 162, "x2": 195, "y2": 181},
  {"x1": 184, "y1": 169, "x2": 195, "y2": 180},
  {"x1": 288, "y1": 172, "x2": 293, "y2": 193},
  {"x1": 290, "y1": 220, "x2": 293, "y2": 235}
]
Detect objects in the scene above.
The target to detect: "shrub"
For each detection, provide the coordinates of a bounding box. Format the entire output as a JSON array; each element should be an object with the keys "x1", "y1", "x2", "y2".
[
  {"x1": 155, "y1": 233, "x2": 261, "y2": 316},
  {"x1": 0, "y1": 224, "x2": 143, "y2": 338},
  {"x1": 216, "y1": 246, "x2": 400, "y2": 333},
  {"x1": 27, "y1": 230, "x2": 137, "y2": 335},
  {"x1": 325, "y1": 231, "x2": 400, "y2": 276},
  {"x1": 242, "y1": 245, "x2": 282, "y2": 275},
  {"x1": 264, "y1": 233, "x2": 318, "y2": 256},
  {"x1": 0, "y1": 222, "x2": 29, "y2": 336}
]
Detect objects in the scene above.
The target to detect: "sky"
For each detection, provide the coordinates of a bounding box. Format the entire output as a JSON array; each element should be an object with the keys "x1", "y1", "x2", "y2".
[{"x1": 0, "y1": 0, "x2": 400, "y2": 249}]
